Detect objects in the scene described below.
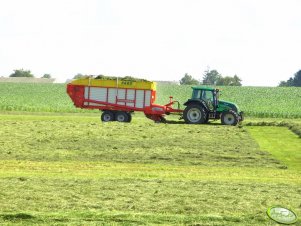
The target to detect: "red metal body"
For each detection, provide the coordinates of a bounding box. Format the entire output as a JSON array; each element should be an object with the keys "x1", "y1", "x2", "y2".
[{"x1": 67, "y1": 83, "x2": 183, "y2": 122}]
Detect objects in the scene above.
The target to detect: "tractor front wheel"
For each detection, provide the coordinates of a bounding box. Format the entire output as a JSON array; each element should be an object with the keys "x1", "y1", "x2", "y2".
[
  {"x1": 221, "y1": 110, "x2": 239, "y2": 126},
  {"x1": 183, "y1": 104, "x2": 207, "y2": 124}
]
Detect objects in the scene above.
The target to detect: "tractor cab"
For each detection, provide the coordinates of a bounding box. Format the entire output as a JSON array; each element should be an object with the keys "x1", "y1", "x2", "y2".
[
  {"x1": 183, "y1": 86, "x2": 243, "y2": 125},
  {"x1": 191, "y1": 87, "x2": 219, "y2": 111}
]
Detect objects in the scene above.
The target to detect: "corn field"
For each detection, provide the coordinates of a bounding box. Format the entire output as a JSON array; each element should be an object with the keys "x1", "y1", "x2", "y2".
[
  {"x1": 156, "y1": 84, "x2": 301, "y2": 118},
  {"x1": 0, "y1": 82, "x2": 301, "y2": 118},
  {"x1": 0, "y1": 83, "x2": 85, "y2": 113}
]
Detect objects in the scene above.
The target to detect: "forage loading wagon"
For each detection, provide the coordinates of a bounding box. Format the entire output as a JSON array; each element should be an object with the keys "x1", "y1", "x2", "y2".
[
  {"x1": 67, "y1": 78, "x2": 182, "y2": 123},
  {"x1": 67, "y1": 77, "x2": 244, "y2": 125}
]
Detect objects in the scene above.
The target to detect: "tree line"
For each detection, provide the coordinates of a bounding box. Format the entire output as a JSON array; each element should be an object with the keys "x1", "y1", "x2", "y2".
[
  {"x1": 179, "y1": 69, "x2": 242, "y2": 86},
  {"x1": 9, "y1": 69, "x2": 51, "y2": 79},
  {"x1": 7, "y1": 68, "x2": 301, "y2": 87},
  {"x1": 180, "y1": 69, "x2": 301, "y2": 87},
  {"x1": 279, "y1": 70, "x2": 301, "y2": 87}
]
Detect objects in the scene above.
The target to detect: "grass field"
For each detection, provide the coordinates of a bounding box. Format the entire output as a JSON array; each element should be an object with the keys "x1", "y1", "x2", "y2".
[
  {"x1": 0, "y1": 82, "x2": 300, "y2": 225},
  {"x1": 0, "y1": 114, "x2": 300, "y2": 225},
  {"x1": 1, "y1": 82, "x2": 301, "y2": 118}
]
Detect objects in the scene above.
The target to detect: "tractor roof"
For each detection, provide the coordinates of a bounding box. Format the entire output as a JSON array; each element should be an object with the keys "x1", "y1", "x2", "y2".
[{"x1": 191, "y1": 86, "x2": 217, "y2": 91}]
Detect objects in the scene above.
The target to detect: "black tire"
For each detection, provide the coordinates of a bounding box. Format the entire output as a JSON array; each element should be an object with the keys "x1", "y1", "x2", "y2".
[
  {"x1": 101, "y1": 111, "x2": 115, "y2": 122},
  {"x1": 126, "y1": 112, "x2": 132, "y2": 123},
  {"x1": 183, "y1": 104, "x2": 207, "y2": 124},
  {"x1": 204, "y1": 114, "x2": 210, "y2": 124},
  {"x1": 221, "y1": 110, "x2": 239, "y2": 126},
  {"x1": 115, "y1": 111, "x2": 130, "y2": 122},
  {"x1": 159, "y1": 116, "x2": 167, "y2": 123},
  {"x1": 240, "y1": 112, "x2": 244, "y2": 122}
]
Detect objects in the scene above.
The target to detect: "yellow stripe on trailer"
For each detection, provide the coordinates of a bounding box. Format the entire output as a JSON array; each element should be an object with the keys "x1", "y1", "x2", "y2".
[{"x1": 70, "y1": 78, "x2": 156, "y2": 90}]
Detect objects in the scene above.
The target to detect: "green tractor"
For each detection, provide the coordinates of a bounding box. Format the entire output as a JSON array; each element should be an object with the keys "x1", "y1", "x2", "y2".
[{"x1": 182, "y1": 86, "x2": 243, "y2": 126}]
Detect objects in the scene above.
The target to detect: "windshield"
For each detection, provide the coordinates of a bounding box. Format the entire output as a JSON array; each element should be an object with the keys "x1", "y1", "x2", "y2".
[{"x1": 192, "y1": 89, "x2": 213, "y2": 101}]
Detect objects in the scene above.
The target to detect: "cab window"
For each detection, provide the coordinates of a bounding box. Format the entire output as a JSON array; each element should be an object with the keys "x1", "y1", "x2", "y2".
[
  {"x1": 192, "y1": 89, "x2": 201, "y2": 99},
  {"x1": 201, "y1": 90, "x2": 213, "y2": 102}
]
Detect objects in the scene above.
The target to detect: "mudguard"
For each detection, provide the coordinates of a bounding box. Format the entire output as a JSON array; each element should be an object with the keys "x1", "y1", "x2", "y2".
[{"x1": 183, "y1": 99, "x2": 209, "y2": 112}]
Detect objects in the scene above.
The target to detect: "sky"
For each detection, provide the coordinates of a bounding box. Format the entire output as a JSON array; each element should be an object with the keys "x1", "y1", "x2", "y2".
[{"x1": 0, "y1": 0, "x2": 300, "y2": 86}]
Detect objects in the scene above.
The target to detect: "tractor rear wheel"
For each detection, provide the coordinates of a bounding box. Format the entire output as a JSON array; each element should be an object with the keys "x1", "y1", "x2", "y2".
[
  {"x1": 115, "y1": 111, "x2": 130, "y2": 122},
  {"x1": 101, "y1": 111, "x2": 115, "y2": 122},
  {"x1": 204, "y1": 114, "x2": 210, "y2": 124},
  {"x1": 183, "y1": 104, "x2": 207, "y2": 124},
  {"x1": 221, "y1": 110, "x2": 239, "y2": 126}
]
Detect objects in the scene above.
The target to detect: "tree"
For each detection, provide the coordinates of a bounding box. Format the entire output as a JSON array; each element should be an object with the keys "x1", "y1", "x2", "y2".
[
  {"x1": 10, "y1": 69, "x2": 34, "y2": 77},
  {"x1": 293, "y1": 70, "x2": 301, "y2": 86},
  {"x1": 73, "y1": 73, "x2": 85, "y2": 79},
  {"x1": 179, "y1": 73, "x2": 199, "y2": 85},
  {"x1": 279, "y1": 77, "x2": 293, "y2": 87},
  {"x1": 217, "y1": 76, "x2": 230, "y2": 86},
  {"x1": 279, "y1": 81, "x2": 288, "y2": 87},
  {"x1": 203, "y1": 68, "x2": 242, "y2": 86},
  {"x1": 202, "y1": 69, "x2": 222, "y2": 85},
  {"x1": 42, "y1": 74, "x2": 51, "y2": 79},
  {"x1": 216, "y1": 76, "x2": 242, "y2": 86},
  {"x1": 232, "y1": 75, "x2": 242, "y2": 86},
  {"x1": 279, "y1": 70, "x2": 301, "y2": 87}
]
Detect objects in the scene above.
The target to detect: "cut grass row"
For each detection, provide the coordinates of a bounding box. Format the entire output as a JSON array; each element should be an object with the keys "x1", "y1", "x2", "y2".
[
  {"x1": 0, "y1": 160, "x2": 300, "y2": 225},
  {"x1": 1, "y1": 82, "x2": 301, "y2": 118},
  {"x1": 0, "y1": 160, "x2": 300, "y2": 184},
  {"x1": 0, "y1": 114, "x2": 300, "y2": 225},
  {"x1": 0, "y1": 114, "x2": 282, "y2": 168},
  {"x1": 2, "y1": 177, "x2": 299, "y2": 225}
]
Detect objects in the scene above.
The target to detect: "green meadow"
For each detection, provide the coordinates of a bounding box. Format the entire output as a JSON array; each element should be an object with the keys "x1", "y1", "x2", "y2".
[{"x1": 0, "y1": 82, "x2": 300, "y2": 225}]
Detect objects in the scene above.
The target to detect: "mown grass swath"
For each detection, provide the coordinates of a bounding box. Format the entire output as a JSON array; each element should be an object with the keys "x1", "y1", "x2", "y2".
[
  {"x1": 0, "y1": 114, "x2": 300, "y2": 225},
  {"x1": 0, "y1": 114, "x2": 281, "y2": 167},
  {"x1": 1, "y1": 82, "x2": 301, "y2": 118}
]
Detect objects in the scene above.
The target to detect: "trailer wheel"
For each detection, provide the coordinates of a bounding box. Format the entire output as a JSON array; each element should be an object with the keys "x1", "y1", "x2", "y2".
[
  {"x1": 159, "y1": 116, "x2": 167, "y2": 123},
  {"x1": 115, "y1": 111, "x2": 130, "y2": 122},
  {"x1": 101, "y1": 111, "x2": 115, "y2": 122},
  {"x1": 183, "y1": 104, "x2": 207, "y2": 124},
  {"x1": 126, "y1": 112, "x2": 132, "y2": 122},
  {"x1": 221, "y1": 110, "x2": 239, "y2": 126}
]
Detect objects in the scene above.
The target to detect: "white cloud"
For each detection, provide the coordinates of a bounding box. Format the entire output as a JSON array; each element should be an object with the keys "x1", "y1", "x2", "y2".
[{"x1": 0, "y1": 0, "x2": 300, "y2": 85}]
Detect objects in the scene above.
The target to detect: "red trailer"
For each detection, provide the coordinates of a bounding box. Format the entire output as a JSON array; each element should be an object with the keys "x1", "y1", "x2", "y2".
[{"x1": 67, "y1": 78, "x2": 182, "y2": 122}]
